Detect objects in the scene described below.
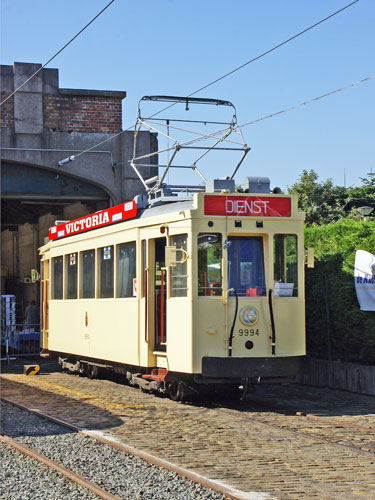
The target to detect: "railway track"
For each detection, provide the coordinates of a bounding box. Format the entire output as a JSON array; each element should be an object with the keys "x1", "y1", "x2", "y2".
[
  {"x1": 212, "y1": 404, "x2": 375, "y2": 457},
  {"x1": 208, "y1": 388, "x2": 375, "y2": 456},
  {"x1": 0, "y1": 432, "x2": 120, "y2": 500},
  {"x1": 1, "y1": 371, "x2": 375, "y2": 499},
  {"x1": 1, "y1": 398, "x2": 231, "y2": 500}
]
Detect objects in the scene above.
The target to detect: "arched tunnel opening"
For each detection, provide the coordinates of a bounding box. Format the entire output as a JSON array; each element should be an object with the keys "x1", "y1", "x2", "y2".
[{"x1": 1, "y1": 162, "x2": 110, "y2": 321}]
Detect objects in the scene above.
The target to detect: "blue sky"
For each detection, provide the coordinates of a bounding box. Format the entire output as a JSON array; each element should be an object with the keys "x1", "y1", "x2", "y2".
[{"x1": 1, "y1": 0, "x2": 374, "y2": 191}]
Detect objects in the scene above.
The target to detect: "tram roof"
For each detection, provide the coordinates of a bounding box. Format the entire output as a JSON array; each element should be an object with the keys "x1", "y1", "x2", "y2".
[
  {"x1": 137, "y1": 199, "x2": 195, "y2": 219},
  {"x1": 43, "y1": 191, "x2": 301, "y2": 250}
]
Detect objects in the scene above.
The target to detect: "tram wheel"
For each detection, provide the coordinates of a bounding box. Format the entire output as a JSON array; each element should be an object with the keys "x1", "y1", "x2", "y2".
[
  {"x1": 87, "y1": 364, "x2": 99, "y2": 379},
  {"x1": 168, "y1": 381, "x2": 185, "y2": 402}
]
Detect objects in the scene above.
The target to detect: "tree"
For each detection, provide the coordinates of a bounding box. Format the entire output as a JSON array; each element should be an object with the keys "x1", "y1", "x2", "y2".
[
  {"x1": 287, "y1": 170, "x2": 347, "y2": 226},
  {"x1": 345, "y1": 171, "x2": 375, "y2": 218}
]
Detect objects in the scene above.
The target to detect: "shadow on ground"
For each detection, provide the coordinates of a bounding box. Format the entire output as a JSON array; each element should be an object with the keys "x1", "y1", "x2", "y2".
[{"x1": 2, "y1": 356, "x2": 374, "y2": 419}]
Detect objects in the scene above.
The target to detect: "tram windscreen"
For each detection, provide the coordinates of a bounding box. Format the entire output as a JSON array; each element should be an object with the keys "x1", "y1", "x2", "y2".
[{"x1": 228, "y1": 237, "x2": 266, "y2": 296}]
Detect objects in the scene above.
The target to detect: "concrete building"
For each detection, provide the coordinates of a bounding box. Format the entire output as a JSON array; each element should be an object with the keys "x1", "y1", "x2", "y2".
[{"x1": 1, "y1": 62, "x2": 157, "y2": 316}]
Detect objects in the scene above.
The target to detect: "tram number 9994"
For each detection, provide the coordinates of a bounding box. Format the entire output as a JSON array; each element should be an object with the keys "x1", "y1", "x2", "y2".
[{"x1": 238, "y1": 328, "x2": 260, "y2": 336}]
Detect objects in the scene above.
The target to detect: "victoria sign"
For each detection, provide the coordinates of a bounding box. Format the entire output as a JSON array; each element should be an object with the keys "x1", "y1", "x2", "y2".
[{"x1": 49, "y1": 201, "x2": 137, "y2": 240}]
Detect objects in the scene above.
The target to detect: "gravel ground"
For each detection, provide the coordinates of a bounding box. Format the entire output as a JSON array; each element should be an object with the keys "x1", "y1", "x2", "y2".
[
  {"x1": 1, "y1": 442, "x2": 99, "y2": 500},
  {"x1": 1, "y1": 400, "x2": 225, "y2": 500}
]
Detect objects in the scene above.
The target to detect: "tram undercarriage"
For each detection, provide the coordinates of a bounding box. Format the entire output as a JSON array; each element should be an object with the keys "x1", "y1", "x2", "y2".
[{"x1": 56, "y1": 352, "x2": 302, "y2": 402}]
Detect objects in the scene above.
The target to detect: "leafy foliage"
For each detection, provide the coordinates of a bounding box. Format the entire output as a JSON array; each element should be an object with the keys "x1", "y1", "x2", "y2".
[
  {"x1": 346, "y1": 172, "x2": 375, "y2": 217},
  {"x1": 304, "y1": 220, "x2": 375, "y2": 363},
  {"x1": 288, "y1": 170, "x2": 375, "y2": 226}
]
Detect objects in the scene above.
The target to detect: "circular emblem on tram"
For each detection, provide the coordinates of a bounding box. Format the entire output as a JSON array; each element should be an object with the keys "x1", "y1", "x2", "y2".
[{"x1": 239, "y1": 306, "x2": 258, "y2": 326}]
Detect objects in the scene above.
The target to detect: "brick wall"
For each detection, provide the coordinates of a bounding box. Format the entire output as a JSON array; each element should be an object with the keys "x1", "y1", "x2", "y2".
[
  {"x1": 1, "y1": 92, "x2": 123, "y2": 133},
  {"x1": 43, "y1": 95, "x2": 122, "y2": 133},
  {"x1": 1, "y1": 93, "x2": 14, "y2": 129}
]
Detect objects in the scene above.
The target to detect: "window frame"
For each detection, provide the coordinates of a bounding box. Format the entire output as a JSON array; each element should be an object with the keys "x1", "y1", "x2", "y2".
[
  {"x1": 273, "y1": 233, "x2": 298, "y2": 298},
  {"x1": 117, "y1": 241, "x2": 137, "y2": 298},
  {"x1": 227, "y1": 236, "x2": 267, "y2": 297},
  {"x1": 65, "y1": 252, "x2": 78, "y2": 300},
  {"x1": 52, "y1": 256, "x2": 63, "y2": 300},
  {"x1": 170, "y1": 233, "x2": 188, "y2": 298},
  {"x1": 197, "y1": 232, "x2": 223, "y2": 297},
  {"x1": 98, "y1": 245, "x2": 114, "y2": 299},
  {"x1": 80, "y1": 249, "x2": 96, "y2": 299}
]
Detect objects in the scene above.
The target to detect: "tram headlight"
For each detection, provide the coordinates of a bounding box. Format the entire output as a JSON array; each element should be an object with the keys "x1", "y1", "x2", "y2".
[{"x1": 239, "y1": 306, "x2": 258, "y2": 326}]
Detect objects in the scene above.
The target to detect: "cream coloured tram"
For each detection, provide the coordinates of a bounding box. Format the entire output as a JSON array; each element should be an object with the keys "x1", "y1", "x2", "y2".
[{"x1": 40, "y1": 179, "x2": 307, "y2": 400}]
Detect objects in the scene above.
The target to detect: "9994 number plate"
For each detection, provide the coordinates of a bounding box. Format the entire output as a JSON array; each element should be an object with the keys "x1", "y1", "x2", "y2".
[{"x1": 238, "y1": 328, "x2": 260, "y2": 336}]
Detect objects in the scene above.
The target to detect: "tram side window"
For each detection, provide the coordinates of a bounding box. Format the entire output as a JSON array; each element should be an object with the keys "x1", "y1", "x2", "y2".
[
  {"x1": 117, "y1": 242, "x2": 136, "y2": 298},
  {"x1": 198, "y1": 233, "x2": 222, "y2": 296},
  {"x1": 81, "y1": 250, "x2": 95, "y2": 298},
  {"x1": 99, "y1": 246, "x2": 114, "y2": 298},
  {"x1": 170, "y1": 234, "x2": 188, "y2": 297},
  {"x1": 65, "y1": 253, "x2": 78, "y2": 299},
  {"x1": 52, "y1": 256, "x2": 63, "y2": 300},
  {"x1": 274, "y1": 234, "x2": 298, "y2": 297}
]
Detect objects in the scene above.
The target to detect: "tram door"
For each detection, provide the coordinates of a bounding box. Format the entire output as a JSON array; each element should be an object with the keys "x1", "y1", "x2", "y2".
[
  {"x1": 41, "y1": 259, "x2": 49, "y2": 349},
  {"x1": 148, "y1": 237, "x2": 167, "y2": 352}
]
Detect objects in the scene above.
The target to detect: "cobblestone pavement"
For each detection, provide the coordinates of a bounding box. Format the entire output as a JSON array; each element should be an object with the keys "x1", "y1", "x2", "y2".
[{"x1": 1, "y1": 371, "x2": 374, "y2": 500}]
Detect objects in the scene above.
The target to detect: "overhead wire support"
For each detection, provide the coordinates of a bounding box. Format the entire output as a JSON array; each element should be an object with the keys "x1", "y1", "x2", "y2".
[
  {"x1": 130, "y1": 96, "x2": 251, "y2": 195},
  {"x1": 144, "y1": 119, "x2": 242, "y2": 147},
  {"x1": 1, "y1": 0, "x2": 116, "y2": 106}
]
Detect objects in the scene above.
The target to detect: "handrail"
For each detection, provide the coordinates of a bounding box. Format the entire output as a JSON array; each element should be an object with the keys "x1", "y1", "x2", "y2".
[
  {"x1": 160, "y1": 268, "x2": 167, "y2": 344},
  {"x1": 41, "y1": 280, "x2": 44, "y2": 332},
  {"x1": 144, "y1": 269, "x2": 148, "y2": 343},
  {"x1": 228, "y1": 290, "x2": 239, "y2": 357},
  {"x1": 268, "y1": 289, "x2": 276, "y2": 356},
  {"x1": 223, "y1": 288, "x2": 234, "y2": 357}
]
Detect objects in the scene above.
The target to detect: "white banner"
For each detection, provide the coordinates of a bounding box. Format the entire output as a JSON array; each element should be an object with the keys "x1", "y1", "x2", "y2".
[{"x1": 354, "y1": 250, "x2": 375, "y2": 311}]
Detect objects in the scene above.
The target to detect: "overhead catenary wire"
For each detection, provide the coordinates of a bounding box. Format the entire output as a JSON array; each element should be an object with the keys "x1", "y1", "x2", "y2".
[
  {"x1": 102, "y1": 73, "x2": 374, "y2": 174},
  {"x1": 0, "y1": 0, "x2": 116, "y2": 106},
  {"x1": 187, "y1": 0, "x2": 360, "y2": 98},
  {"x1": 72, "y1": 74, "x2": 374, "y2": 167},
  {"x1": 128, "y1": 75, "x2": 375, "y2": 179},
  {"x1": 239, "y1": 75, "x2": 375, "y2": 130},
  {"x1": 62, "y1": 0, "x2": 361, "y2": 163},
  {"x1": 146, "y1": 0, "x2": 361, "y2": 118}
]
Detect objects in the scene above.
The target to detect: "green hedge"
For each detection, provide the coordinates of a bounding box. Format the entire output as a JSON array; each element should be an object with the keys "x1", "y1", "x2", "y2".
[{"x1": 304, "y1": 220, "x2": 375, "y2": 364}]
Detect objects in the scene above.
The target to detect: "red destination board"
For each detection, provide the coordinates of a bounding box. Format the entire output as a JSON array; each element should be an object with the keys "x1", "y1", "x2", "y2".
[
  {"x1": 49, "y1": 201, "x2": 137, "y2": 241},
  {"x1": 204, "y1": 195, "x2": 291, "y2": 217}
]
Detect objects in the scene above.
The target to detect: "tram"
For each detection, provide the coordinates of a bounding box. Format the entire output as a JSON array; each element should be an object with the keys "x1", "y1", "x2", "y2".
[{"x1": 40, "y1": 96, "x2": 310, "y2": 400}]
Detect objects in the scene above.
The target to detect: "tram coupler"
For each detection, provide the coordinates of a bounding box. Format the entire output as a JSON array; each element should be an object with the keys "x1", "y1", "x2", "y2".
[{"x1": 239, "y1": 377, "x2": 254, "y2": 401}]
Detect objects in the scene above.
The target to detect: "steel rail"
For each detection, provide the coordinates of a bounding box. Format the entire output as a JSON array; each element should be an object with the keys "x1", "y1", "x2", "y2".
[
  {"x1": 212, "y1": 405, "x2": 375, "y2": 457},
  {"x1": 304, "y1": 413, "x2": 375, "y2": 434},
  {"x1": 0, "y1": 434, "x2": 120, "y2": 500},
  {"x1": 1, "y1": 397, "x2": 252, "y2": 500},
  {"x1": 227, "y1": 395, "x2": 375, "y2": 435}
]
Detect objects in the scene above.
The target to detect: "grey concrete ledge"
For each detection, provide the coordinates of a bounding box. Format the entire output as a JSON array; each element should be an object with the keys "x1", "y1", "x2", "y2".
[
  {"x1": 59, "y1": 88, "x2": 126, "y2": 99},
  {"x1": 299, "y1": 357, "x2": 375, "y2": 396}
]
